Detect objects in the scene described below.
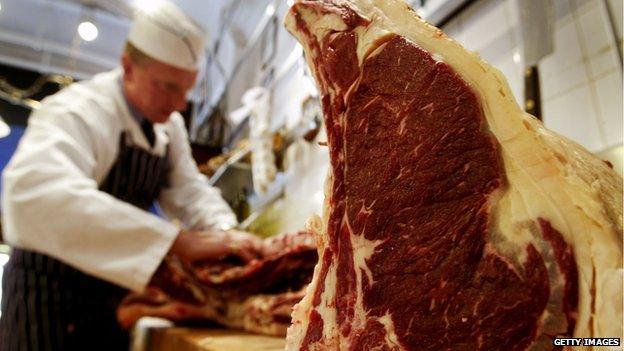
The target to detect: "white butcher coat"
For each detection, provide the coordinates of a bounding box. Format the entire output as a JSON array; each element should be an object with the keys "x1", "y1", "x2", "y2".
[{"x1": 1, "y1": 69, "x2": 237, "y2": 292}]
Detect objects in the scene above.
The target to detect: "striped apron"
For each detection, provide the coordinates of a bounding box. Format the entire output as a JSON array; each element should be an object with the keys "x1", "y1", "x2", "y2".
[{"x1": 0, "y1": 130, "x2": 169, "y2": 351}]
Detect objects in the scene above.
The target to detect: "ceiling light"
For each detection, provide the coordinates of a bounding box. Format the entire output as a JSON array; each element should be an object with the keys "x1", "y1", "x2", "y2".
[
  {"x1": 78, "y1": 21, "x2": 98, "y2": 42},
  {"x1": 513, "y1": 49, "x2": 521, "y2": 64}
]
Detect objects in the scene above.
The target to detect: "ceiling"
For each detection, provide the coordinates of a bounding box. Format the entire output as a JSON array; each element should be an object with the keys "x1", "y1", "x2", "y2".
[
  {"x1": 0, "y1": 0, "x2": 273, "y2": 78},
  {"x1": 63, "y1": 0, "x2": 133, "y2": 18},
  {"x1": 0, "y1": 0, "x2": 468, "y2": 79},
  {"x1": 0, "y1": 0, "x2": 131, "y2": 78}
]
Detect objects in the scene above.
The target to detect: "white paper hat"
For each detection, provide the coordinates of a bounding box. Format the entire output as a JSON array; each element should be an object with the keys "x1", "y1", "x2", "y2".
[{"x1": 128, "y1": 0, "x2": 207, "y2": 71}]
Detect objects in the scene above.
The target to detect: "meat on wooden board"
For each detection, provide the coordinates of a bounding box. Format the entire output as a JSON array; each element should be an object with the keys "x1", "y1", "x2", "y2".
[{"x1": 117, "y1": 230, "x2": 317, "y2": 336}]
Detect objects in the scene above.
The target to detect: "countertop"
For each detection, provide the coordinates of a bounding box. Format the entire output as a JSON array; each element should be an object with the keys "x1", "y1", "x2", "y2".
[{"x1": 147, "y1": 328, "x2": 286, "y2": 351}]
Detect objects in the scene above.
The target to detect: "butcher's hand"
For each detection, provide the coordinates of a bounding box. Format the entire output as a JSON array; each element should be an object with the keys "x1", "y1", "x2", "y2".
[{"x1": 170, "y1": 229, "x2": 263, "y2": 263}]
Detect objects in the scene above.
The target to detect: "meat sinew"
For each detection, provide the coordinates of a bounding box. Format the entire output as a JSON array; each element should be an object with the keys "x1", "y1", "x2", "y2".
[
  {"x1": 284, "y1": 1, "x2": 623, "y2": 350},
  {"x1": 117, "y1": 230, "x2": 317, "y2": 336}
]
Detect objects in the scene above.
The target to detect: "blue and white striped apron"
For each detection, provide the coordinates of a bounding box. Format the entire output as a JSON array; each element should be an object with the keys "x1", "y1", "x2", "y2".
[{"x1": 0, "y1": 128, "x2": 169, "y2": 351}]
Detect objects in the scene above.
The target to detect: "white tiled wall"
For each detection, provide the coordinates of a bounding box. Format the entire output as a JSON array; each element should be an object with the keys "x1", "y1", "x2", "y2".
[
  {"x1": 541, "y1": 0, "x2": 622, "y2": 152},
  {"x1": 606, "y1": 0, "x2": 622, "y2": 53},
  {"x1": 443, "y1": 0, "x2": 623, "y2": 153}
]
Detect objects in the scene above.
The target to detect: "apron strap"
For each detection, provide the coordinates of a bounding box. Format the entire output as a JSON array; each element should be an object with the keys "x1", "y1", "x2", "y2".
[{"x1": 99, "y1": 131, "x2": 170, "y2": 210}]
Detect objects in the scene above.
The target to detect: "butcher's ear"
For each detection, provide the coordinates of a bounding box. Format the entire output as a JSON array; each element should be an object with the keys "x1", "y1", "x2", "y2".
[{"x1": 121, "y1": 53, "x2": 134, "y2": 79}]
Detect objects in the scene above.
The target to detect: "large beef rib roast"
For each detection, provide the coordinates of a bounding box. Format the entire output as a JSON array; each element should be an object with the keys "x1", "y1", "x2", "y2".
[
  {"x1": 117, "y1": 230, "x2": 317, "y2": 336},
  {"x1": 284, "y1": 1, "x2": 623, "y2": 350}
]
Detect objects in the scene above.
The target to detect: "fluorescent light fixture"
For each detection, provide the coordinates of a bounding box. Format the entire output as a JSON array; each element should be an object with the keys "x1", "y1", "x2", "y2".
[
  {"x1": 78, "y1": 21, "x2": 98, "y2": 42},
  {"x1": 265, "y1": 3, "x2": 276, "y2": 16}
]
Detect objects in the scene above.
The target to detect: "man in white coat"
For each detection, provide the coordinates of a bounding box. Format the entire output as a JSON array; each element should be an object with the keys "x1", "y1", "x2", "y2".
[{"x1": 0, "y1": 2, "x2": 261, "y2": 350}]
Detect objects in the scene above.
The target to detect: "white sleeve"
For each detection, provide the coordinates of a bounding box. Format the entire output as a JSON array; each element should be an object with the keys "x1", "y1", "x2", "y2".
[
  {"x1": 158, "y1": 116, "x2": 238, "y2": 230},
  {"x1": 1, "y1": 109, "x2": 179, "y2": 292}
]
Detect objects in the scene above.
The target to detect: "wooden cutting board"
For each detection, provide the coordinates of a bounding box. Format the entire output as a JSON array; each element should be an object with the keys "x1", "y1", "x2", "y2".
[{"x1": 149, "y1": 328, "x2": 286, "y2": 351}]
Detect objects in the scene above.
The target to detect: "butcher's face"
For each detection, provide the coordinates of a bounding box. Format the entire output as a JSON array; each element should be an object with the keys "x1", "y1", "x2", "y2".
[{"x1": 122, "y1": 54, "x2": 198, "y2": 124}]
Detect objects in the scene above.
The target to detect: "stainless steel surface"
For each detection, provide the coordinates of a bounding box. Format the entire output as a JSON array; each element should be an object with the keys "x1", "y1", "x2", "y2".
[
  {"x1": 210, "y1": 155, "x2": 254, "y2": 221},
  {"x1": 209, "y1": 146, "x2": 252, "y2": 187},
  {"x1": 517, "y1": 0, "x2": 555, "y2": 66},
  {"x1": 130, "y1": 317, "x2": 174, "y2": 351},
  {"x1": 191, "y1": 0, "x2": 281, "y2": 145}
]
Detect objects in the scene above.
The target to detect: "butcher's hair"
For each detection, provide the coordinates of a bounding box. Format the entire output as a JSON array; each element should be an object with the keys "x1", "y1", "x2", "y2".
[{"x1": 123, "y1": 42, "x2": 156, "y2": 67}]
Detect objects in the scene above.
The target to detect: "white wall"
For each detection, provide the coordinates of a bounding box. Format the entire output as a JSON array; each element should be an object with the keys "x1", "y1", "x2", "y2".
[
  {"x1": 442, "y1": 0, "x2": 623, "y2": 153},
  {"x1": 540, "y1": 0, "x2": 622, "y2": 152}
]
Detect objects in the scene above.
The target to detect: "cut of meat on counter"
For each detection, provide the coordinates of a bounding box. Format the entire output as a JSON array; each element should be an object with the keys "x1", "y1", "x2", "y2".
[
  {"x1": 284, "y1": 1, "x2": 623, "y2": 350},
  {"x1": 117, "y1": 231, "x2": 317, "y2": 336}
]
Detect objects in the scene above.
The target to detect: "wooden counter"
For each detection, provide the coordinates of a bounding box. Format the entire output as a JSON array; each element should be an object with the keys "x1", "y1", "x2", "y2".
[{"x1": 148, "y1": 328, "x2": 286, "y2": 351}]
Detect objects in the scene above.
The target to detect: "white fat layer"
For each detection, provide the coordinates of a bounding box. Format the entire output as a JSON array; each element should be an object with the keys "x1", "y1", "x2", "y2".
[
  {"x1": 318, "y1": 263, "x2": 338, "y2": 345},
  {"x1": 285, "y1": 268, "x2": 315, "y2": 350},
  {"x1": 285, "y1": 0, "x2": 623, "y2": 344},
  {"x1": 378, "y1": 312, "x2": 402, "y2": 349},
  {"x1": 285, "y1": 215, "x2": 328, "y2": 350}
]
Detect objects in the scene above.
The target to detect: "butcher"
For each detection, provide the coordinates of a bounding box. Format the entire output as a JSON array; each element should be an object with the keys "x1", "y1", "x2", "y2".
[{"x1": 0, "y1": 1, "x2": 261, "y2": 350}]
